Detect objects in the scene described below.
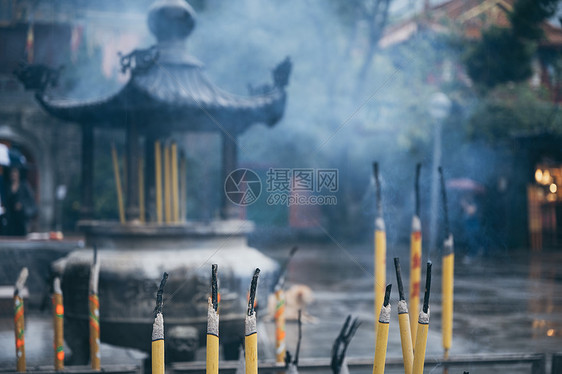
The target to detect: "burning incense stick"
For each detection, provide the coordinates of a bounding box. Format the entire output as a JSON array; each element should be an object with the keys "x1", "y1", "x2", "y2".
[
  {"x1": 274, "y1": 246, "x2": 298, "y2": 364},
  {"x1": 409, "y1": 163, "x2": 422, "y2": 345},
  {"x1": 152, "y1": 272, "x2": 168, "y2": 374},
  {"x1": 245, "y1": 269, "x2": 260, "y2": 374},
  {"x1": 412, "y1": 262, "x2": 432, "y2": 374},
  {"x1": 111, "y1": 144, "x2": 125, "y2": 223},
  {"x1": 373, "y1": 284, "x2": 392, "y2": 374},
  {"x1": 372, "y1": 162, "x2": 386, "y2": 335},
  {"x1": 330, "y1": 315, "x2": 360, "y2": 374},
  {"x1": 155, "y1": 140, "x2": 163, "y2": 223},
  {"x1": 394, "y1": 258, "x2": 413, "y2": 374},
  {"x1": 14, "y1": 267, "x2": 28, "y2": 373},
  {"x1": 53, "y1": 277, "x2": 64, "y2": 371},
  {"x1": 89, "y1": 246, "x2": 101, "y2": 370},
  {"x1": 439, "y1": 167, "x2": 454, "y2": 360},
  {"x1": 207, "y1": 265, "x2": 219, "y2": 374}
]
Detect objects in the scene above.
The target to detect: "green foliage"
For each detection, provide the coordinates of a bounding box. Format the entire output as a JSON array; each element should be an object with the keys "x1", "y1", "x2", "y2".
[
  {"x1": 464, "y1": 0, "x2": 558, "y2": 89},
  {"x1": 467, "y1": 84, "x2": 562, "y2": 141},
  {"x1": 464, "y1": 27, "x2": 534, "y2": 89}
]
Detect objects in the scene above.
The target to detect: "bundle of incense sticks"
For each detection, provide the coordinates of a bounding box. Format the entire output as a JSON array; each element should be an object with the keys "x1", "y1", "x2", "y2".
[
  {"x1": 207, "y1": 265, "x2": 219, "y2": 374},
  {"x1": 245, "y1": 269, "x2": 260, "y2": 374},
  {"x1": 14, "y1": 268, "x2": 28, "y2": 373},
  {"x1": 152, "y1": 272, "x2": 168, "y2": 374}
]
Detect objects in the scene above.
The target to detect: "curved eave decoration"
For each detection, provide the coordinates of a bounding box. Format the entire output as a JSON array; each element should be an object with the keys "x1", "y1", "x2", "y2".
[{"x1": 33, "y1": 55, "x2": 291, "y2": 135}]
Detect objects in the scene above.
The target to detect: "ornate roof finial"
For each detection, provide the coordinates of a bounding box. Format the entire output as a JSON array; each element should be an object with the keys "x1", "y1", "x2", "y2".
[{"x1": 148, "y1": 0, "x2": 196, "y2": 43}]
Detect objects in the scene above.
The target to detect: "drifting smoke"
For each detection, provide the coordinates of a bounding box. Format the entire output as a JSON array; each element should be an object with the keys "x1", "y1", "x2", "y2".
[{"x1": 55, "y1": 0, "x2": 507, "y2": 250}]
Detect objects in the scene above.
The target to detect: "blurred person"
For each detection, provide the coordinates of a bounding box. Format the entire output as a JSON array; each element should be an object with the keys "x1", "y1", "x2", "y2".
[
  {"x1": 460, "y1": 194, "x2": 483, "y2": 262},
  {"x1": 5, "y1": 166, "x2": 37, "y2": 236}
]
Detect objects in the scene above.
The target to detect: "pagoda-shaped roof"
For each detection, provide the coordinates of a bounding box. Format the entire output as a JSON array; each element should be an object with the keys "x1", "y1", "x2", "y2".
[{"x1": 20, "y1": 0, "x2": 291, "y2": 135}]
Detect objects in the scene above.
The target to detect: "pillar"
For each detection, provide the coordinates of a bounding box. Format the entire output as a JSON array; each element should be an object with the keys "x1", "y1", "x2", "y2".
[
  {"x1": 126, "y1": 119, "x2": 140, "y2": 221},
  {"x1": 220, "y1": 134, "x2": 238, "y2": 219},
  {"x1": 80, "y1": 124, "x2": 94, "y2": 220}
]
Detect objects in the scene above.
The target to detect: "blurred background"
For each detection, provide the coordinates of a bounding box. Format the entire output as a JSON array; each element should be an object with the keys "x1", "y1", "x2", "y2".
[{"x1": 0, "y1": 0, "x2": 561, "y2": 373}]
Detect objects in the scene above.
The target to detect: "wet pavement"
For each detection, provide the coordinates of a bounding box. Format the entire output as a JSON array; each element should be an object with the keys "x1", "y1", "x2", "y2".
[{"x1": 0, "y1": 242, "x2": 560, "y2": 373}]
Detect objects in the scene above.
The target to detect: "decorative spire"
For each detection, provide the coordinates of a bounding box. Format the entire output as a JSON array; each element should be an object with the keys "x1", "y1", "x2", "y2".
[{"x1": 148, "y1": 0, "x2": 196, "y2": 43}]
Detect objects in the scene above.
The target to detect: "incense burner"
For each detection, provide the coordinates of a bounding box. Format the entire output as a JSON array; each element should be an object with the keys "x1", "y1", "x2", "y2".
[{"x1": 54, "y1": 220, "x2": 278, "y2": 363}]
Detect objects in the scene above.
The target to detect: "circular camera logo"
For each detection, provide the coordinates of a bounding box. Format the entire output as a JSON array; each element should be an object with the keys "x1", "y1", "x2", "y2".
[{"x1": 224, "y1": 168, "x2": 262, "y2": 206}]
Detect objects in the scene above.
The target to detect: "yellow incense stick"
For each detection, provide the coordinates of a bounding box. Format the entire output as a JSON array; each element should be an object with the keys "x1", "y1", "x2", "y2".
[
  {"x1": 155, "y1": 140, "x2": 163, "y2": 223},
  {"x1": 164, "y1": 143, "x2": 171, "y2": 223},
  {"x1": 373, "y1": 163, "x2": 386, "y2": 335},
  {"x1": 438, "y1": 167, "x2": 454, "y2": 360},
  {"x1": 152, "y1": 273, "x2": 168, "y2": 374},
  {"x1": 410, "y1": 164, "x2": 422, "y2": 345},
  {"x1": 373, "y1": 284, "x2": 392, "y2": 374},
  {"x1": 245, "y1": 269, "x2": 260, "y2": 374},
  {"x1": 409, "y1": 215, "x2": 422, "y2": 344},
  {"x1": 53, "y1": 277, "x2": 64, "y2": 371},
  {"x1": 442, "y1": 235, "x2": 454, "y2": 359},
  {"x1": 111, "y1": 144, "x2": 125, "y2": 223},
  {"x1": 14, "y1": 268, "x2": 28, "y2": 373},
  {"x1": 180, "y1": 153, "x2": 187, "y2": 222},
  {"x1": 207, "y1": 265, "x2": 219, "y2": 374},
  {"x1": 412, "y1": 262, "x2": 432, "y2": 374},
  {"x1": 138, "y1": 157, "x2": 145, "y2": 223},
  {"x1": 394, "y1": 258, "x2": 413, "y2": 374},
  {"x1": 171, "y1": 142, "x2": 179, "y2": 223},
  {"x1": 374, "y1": 224, "x2": 386, "y2": 328}
]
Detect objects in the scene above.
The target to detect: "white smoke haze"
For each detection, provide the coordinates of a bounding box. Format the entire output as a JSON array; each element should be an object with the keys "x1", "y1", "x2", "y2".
[{"x1": 50, "y1": 0, "x2": 505, "y2": 248}]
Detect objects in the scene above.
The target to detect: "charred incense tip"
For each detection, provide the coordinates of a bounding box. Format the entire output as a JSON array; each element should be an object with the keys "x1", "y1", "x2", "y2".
[
  {"x1": 290, "y1": 246, "x2": 298, "y2": 258},
  {"x1": 276, "y1": 246, "x2": 299, "y2": 291},
  {"x1": 423, "y1": 262, "x2": 432, "y2": 313},
  {"x1": 152, "y1": 312, "x2": 164, "y2": 341},
  {"x1": 211, "y1": 264, "x2": 218, "y2": 312},
  {"x1": 393, "y1": 258, "x2": 405, "y2": 301},
  {"x1": 207, "y1": 297, "x2": 219, "y2": 335},
  {"x1": 155, "y1": 272, "x2": 168, "y2": 315},
  {"x1": 438, "y1": 166, "x2": 450, "y2": 236},
  {"x1": 53, "y1": 277, "x2": 62, "y2": 295},
  {"x1": 397, "y1": 299, "x2": 409, "y2": 314},
  {"x1": 373, "y1": 162, "x2": 382, "y2": 216},
  {"x1": 415, "y1": 163, "x2": 421, "y2": 217},
  {"x1": 93, "y1": 244, "x2": 98, "y2": 265},
  {"x1": 247, "y1": 268, "x2": 260, "y2": 316},
  {"x1": 15, "y1": 267, "x2": 29, "y2": 296},
  {"x1": 383, "y1": 284, "x2": 392, "y2": 307}
]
